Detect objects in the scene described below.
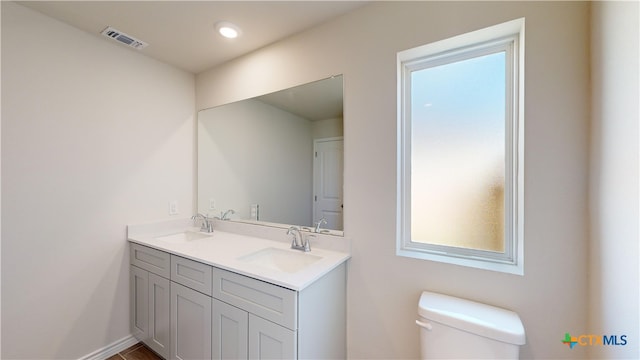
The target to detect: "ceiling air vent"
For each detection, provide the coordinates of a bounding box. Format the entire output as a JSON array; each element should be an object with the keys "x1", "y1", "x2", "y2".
[{"x1": 100, "y1": 26, "x2": 148, "y2": 50}]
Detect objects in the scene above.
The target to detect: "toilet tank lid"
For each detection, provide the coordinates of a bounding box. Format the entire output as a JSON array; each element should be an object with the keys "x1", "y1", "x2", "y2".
[{"x1": 418, "y1": 291, "x2": 526, "y2": 345}]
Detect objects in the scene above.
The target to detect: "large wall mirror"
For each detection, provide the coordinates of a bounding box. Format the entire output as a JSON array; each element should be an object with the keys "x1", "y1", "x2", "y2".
[{"x1": 198, "y1": 75, "x2": 344, "y2": 234}]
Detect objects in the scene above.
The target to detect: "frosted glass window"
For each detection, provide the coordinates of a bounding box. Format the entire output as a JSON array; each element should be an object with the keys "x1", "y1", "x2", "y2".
[
  {"x1": 397, "y1": 19, "x2": 525, "y2": 275},
  {"x1": 411, "y1": 52, "x2": 506, "y2": 252}
]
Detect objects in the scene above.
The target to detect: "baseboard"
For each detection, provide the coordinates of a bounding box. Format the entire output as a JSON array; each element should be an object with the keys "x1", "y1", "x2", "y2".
[{"x1": 78, "y1": 334, "x2": 139, "y2": 360}]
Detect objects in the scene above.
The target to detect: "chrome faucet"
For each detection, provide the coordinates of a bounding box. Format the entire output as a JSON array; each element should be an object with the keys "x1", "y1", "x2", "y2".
[
  {"x1": 314, "y1": 218, "x2": 328, "y2": 233},
  {"x1": 220, "y1": 209, "x2": 235, "y2": 220},
  {"x1": 287, "y1": 226, "x2": 311, "y2": 252},
  {"x1": 191, "y1": 213, "x2": 213, "y2": 233}
]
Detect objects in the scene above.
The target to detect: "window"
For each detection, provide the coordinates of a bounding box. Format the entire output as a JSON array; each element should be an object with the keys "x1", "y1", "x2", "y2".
[{"x1": 397, "y1": 19, "x2": 525, "y2": 275}]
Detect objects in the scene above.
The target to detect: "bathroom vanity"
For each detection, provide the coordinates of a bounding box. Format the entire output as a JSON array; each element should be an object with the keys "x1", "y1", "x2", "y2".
[{"x1": 128, "y1": 219, "x2": 350, "y2": 360}]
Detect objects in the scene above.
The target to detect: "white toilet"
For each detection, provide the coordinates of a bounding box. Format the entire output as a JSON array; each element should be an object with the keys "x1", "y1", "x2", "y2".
[{"x1": 416, "y1": 291, "x2": 526, "y2": 359}]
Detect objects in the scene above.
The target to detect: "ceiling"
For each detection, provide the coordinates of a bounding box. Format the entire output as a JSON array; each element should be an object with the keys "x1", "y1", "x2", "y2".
[
  {"x1": 17, "y1": 1, "x2": 366, "y2": 74},
  {"x1": 256, "y1": 75, "x2": 343, "y2": 121}
]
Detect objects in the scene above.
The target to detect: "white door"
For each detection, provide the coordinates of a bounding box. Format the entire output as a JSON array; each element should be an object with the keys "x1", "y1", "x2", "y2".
[
  {"x1": 213, "y1": 299, "x2": 249, "y2": 360},
  {"x1": 248, "y1": 314, "x2": 296, "y2": 360},
  {"x1": 171, "y1": 282, "x2": 212, "y2": 360},
  {"x1": 313, "y1": 137, "x2": 344, "y2": 230}
]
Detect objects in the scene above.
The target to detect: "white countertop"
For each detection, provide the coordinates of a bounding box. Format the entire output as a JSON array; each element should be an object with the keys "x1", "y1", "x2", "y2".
[{"x1": 127, "y1": 219, "x2": 351, "y2": 291}]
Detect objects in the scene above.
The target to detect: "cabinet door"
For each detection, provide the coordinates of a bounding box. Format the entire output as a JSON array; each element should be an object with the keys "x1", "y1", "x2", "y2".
[
  {"x1": 248, "y1": 314, "x2": 296, "y2": 360},
  {"x1": 148, "y1": 273, "x2": 170, "y2": 359},
  {"x1": 130, "y1": 265, "x2": 149, "y2": 342},
  {"x1": 213, "y1": 299, "x2": 248, "y2": 360},
  {"x1": 171, "y1": 282, "x2": 212, "y2": 360}
]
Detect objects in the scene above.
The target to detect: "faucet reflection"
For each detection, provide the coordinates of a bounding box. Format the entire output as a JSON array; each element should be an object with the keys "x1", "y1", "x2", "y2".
[
  {"x1": 314, "y1": 218, "x2": 328, "y2": 233},
  {"x1": 220, "y1": 209, "x2": 235, "y2": 220}
]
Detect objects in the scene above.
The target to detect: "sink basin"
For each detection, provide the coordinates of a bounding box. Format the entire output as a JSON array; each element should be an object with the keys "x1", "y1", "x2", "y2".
[
  {"x1": 155, "y1": 231, "x2": 212, "y2": 243},
  {"x1": 238, "y1": 247, "x2": 322, "y2": 273}
]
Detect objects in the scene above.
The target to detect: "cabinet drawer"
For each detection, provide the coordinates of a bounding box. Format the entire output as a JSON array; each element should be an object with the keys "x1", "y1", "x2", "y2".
[
  {"x1": 130, "y1": 243, "x2": 170, "y2": 279},
  {"x1": 213, "y1": 268, "x2": 297, "y2": 330},
  {"x1": 171, "y1": 255, "x2": 212, "y2": 296}
]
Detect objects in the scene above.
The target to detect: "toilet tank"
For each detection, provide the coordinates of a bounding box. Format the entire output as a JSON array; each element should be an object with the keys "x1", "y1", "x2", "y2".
[{"x1": 417, "y1": 291, "x2": 526, "y2": 359}]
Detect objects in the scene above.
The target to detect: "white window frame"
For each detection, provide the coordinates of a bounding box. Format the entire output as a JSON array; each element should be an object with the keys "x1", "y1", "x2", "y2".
[{"x1": 396, "y1": 18, "x2": 525, "y2": 275}]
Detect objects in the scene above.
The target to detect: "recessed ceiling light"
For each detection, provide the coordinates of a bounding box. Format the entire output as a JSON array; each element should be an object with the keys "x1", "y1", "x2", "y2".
[{"x1": 215, "y1": 21, "x2": 241, "y2": 39}]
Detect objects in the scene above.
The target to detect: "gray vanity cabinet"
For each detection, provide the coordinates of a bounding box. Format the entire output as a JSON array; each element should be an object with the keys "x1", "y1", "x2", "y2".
[
  {"x1": 130, "y1": 244, "x2": 171, "y2": 359},
  {"x1": 212, "y1": 266, "x2": 346, "y2": 360},
  {"x1": 212, "y1": 268, "x2": 297, "y2": 360},
  {"x1": 212, "y1": 300, "x2": 296, "y2": 360},
  {"x1": 130, "y1": 242, "x2": 346, "y2": 360}
]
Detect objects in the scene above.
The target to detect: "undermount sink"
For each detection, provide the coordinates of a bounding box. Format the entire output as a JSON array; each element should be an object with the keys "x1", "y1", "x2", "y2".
[
  {"x1": 238, "y1": 247, "x2": 322, "y2": 273},
  {"x1": 155, "y1": 231, "x2": 213, "y2": 243}
]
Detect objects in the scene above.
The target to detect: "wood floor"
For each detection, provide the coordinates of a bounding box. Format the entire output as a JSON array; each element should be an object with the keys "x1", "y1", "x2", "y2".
[{"x1": 106, "y1": 342, "x2": 163, "y2": 360}]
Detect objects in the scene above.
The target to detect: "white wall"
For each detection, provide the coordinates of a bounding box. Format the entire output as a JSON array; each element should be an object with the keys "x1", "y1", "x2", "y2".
[
  {"x1": 197, "y1": 2, "x2": 591, "y2": 359},
  {"x1": 311, "y1": 117, "x2": 343, "y2": 140},
  {"x1": 198, "y1": 99, "x2": 312, "y2": 225},
  {"x1": 589, "y1": 1, "x2": 640, "y2": 359},
  {"x1": 1, "y1": 3, "x2": 195, "y2": 358}
]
